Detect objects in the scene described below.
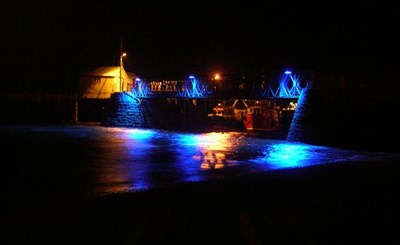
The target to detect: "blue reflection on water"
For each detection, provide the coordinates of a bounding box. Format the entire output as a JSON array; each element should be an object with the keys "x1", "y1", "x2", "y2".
[
  {"x1": 126, "y1": 128, "x2": 155, "y2": 140},
  {"x1": 256, "y1": 143, "x2": 312, "y2": 169},
  {"x1": 1, "y1": 125, "x2": 395, "y2": 196},
  {"x1": 252, "y1": 143, "x2": 329, "y2": 169}
]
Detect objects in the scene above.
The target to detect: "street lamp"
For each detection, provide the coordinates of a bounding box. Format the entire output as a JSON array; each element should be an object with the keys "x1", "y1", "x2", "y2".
[{"x1": 120, "y1": 52, "x2": 127, "y2": 91}]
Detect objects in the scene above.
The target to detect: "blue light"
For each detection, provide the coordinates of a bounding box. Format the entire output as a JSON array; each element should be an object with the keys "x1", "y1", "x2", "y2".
[
  {"x1": 251, "y1": 142, "x2": 325, "y2": 169},
  {"x1": 176, "y1": 133, "x2": 201, "y2": 146},
  {"x1": 126, "y1": 128, "x2": 155, "y2": 140},
  {"x1": 266, "y1": 143, "x2": 310, "y2": 168},
  {"x1": 177, "y1": 76, "x2": 210, "y2": 98},
  {"x1": 284, "y1": 70, "x2": 292, "y2": 74},
  {"x1": 132, "y1": 78, "x2": 151, "y2": 97}
]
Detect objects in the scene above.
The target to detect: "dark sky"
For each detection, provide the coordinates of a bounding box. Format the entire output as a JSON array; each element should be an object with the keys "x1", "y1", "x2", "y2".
[{"x1": 2, "y1": 1, "x2": 398, "y2": 91}]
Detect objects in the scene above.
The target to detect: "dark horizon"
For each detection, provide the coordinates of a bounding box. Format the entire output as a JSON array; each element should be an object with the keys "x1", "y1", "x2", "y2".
[{"x1": 2, "y1": 2, "x2": 399, "y2": 92}]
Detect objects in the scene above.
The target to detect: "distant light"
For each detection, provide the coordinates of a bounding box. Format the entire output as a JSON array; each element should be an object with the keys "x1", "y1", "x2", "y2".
[
  {"x1": 122, "y1": 53, "x2": 127, "y2": 57},
  {"x1": 214, "y1": 73, "x2": 221, "y2": 80},
  {"x1": 284, "y1": 70, "x2": 292, "y2": 74},
  {"x1": 189, "y1": 75, "x2": 195, "y2": 79},
  {"x1": 135, "y1": 78, "x2": 141, "y2": 81}
]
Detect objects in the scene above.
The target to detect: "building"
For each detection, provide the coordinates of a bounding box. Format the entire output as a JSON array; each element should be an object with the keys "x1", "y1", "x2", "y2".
[
  {"x1": 78, "y1": 66, "x2": 137, "y2": 99},
  {"x1": 77, "y1": 66, "x2": 138, "y2": 122}
]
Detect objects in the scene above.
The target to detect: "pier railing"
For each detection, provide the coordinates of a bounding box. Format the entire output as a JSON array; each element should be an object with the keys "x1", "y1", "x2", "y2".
[{"x1": 132, "y1": 71, "x2": 309, "y2": 99}]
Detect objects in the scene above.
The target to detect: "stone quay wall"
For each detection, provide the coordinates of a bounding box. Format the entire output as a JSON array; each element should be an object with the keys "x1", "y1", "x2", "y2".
[
  {"x1": 101, "y1": 92, "x2": 215, "y2": 131},
  {"x1": 101, "y1": 92, "x2": 150, "y2": 128},
  {"x1": 287, "y1": 84, "x2": 397, "y2": 152}
]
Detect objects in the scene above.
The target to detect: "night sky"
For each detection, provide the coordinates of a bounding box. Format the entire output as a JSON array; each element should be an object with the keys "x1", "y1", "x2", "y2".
[{"x1": 2, "y1": 2, "x2": 398, "y2": 92}]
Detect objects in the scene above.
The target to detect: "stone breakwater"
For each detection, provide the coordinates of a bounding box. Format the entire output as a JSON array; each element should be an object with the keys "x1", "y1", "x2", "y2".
[
  {"x1": 101, "y1": 92, "x2": 216, "y2": 131},
  {"x1": 288, "y1": 85, "x2": 397, "y2": 152}
]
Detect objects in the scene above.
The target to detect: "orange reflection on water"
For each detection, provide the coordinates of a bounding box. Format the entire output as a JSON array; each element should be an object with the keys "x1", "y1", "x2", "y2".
[{"x1": 193, "y1": 132, "x2": 239, "y2": 169}]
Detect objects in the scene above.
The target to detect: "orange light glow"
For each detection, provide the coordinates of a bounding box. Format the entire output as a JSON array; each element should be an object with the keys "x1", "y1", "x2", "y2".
[{"x1": 194, "y1": 132, "x2": 238, "y2": 169}]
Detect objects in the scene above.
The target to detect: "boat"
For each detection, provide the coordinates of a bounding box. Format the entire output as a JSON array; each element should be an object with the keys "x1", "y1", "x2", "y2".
[
  {"x1": 207, "y1": 100, "x2": 247, "y2": 131},
  {"x1": 243, "y1": 101, "x2": 281, "y2": 131},
  {"x1": 208, "y1": 100, "x2": 247, "y2": 121},
  {"x1": 207, "y1": 99, "x2": 297, "y2": 134}
]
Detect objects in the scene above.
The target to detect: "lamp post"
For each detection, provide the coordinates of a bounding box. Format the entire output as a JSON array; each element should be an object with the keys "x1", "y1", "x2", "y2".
[{"x1": 120, "y1": 52, "x2": 126, "y2": 91}]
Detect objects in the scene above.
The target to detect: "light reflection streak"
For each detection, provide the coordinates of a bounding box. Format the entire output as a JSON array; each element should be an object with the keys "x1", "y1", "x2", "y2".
[
  {"x1": 126, "y1": 128, "x2": 155, "y2": 140},
  {"x1": 178, "y1": 132, "x2": 241, "y2": 170},
  {"x1": 93, "y1": 128, "x2": 158, "y2": 194},
  {"x1": 252, "y1": 143, "x2": 312, "y2": 169},
  {"x1": 250, "y1": 143, "x2": 346, "y2": 170}
]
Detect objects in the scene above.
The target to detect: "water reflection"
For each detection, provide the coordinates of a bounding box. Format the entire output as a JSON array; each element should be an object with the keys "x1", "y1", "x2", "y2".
[
  {"x1": 180, "y1": 132, "x2": 241, "y2": 169},
  {"x1": 252, "y1": 143, "x2": 315, "y2": 169},
  {"x1": 91, "y1": 127, "x2": 386, "y2": 194},
  {"x1": 1, "y1": 125, "x2": 395, "y2": 197}
]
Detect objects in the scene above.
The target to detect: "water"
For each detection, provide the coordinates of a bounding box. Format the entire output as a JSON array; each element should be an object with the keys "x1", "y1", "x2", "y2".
[{"x1": 1, "y1": 124, "x2": 395, "y2": 199}]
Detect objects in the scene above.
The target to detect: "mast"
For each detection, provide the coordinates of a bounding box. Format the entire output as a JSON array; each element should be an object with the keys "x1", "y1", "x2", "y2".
[
  {"x1": 119, "y1": 37, "x2": 123, "y2": 66},
  {"x1": 119, "y1": 37, "x2": 123, "y2": 91}
]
